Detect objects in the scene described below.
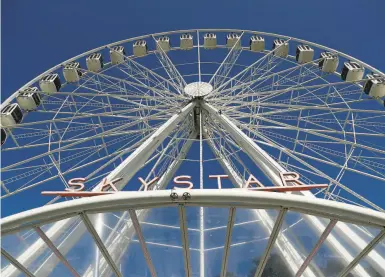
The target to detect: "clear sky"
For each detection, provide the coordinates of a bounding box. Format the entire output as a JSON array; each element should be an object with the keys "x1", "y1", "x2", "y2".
[
  {"x1": 2, "y1": 0, "x2": 385, "y2": 209},
  {"x1": 2, "y1": 0, "x2": 385, "y2": 207},
  {"x1": 2, "y1": 0, "x2": 385, "y2": 96},
  {"x1": 1, "y1": 1, "x2": 385, "y2": 276}
]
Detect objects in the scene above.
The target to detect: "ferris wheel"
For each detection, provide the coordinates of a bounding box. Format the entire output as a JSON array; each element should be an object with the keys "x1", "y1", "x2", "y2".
[{"x1": 1, "y1": 29, "x2": 385, "y2": 277}]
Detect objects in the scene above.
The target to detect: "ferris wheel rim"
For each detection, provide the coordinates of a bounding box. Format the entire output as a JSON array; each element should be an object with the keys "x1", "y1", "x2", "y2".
[
  {"x1": 2, "y1": 28, "x2": 385, "y2": 277},
  {"x1": 2, "y1": 28, "x2": 384, "y2": 109}
]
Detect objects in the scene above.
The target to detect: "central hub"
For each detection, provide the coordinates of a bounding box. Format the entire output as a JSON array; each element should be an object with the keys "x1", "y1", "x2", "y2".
[{"x1": 184, "y1": 82, "x2": 213, "y2": 98}]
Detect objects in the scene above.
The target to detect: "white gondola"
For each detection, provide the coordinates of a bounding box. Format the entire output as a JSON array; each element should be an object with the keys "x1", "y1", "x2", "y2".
[
  {"x1": 110, "y1": 46, "x2": 126, "y2": 65},
  {"x1": 1, "y1": 128, "x2": 6, "y2": 146},
  {"x1": 39, "y1": 74, "x2": 61, "y2": 94},
  {"x1": 133, "y1": 40, "x2": 148, "y2": 57},
  {"x1": 156, "y1": 36, "x2": 171, "y2": 52},
  {"x1": 319, "y1": 52, "x2": 339, "y2": 73},
  {"x1": 16, "y1": 87, "x2": 41, "y2": 111},
  {"x1": 86, "y1": 53, "x2": 103, "y2": 72},
  {"x1": 249, "y1": 36, "x2": 265, "y2": 52},
  {"x1": 272, "y1": 39, "x2": 289, "y2": 57},
  {"x1": 296, "y1": 45, "x2": 314, "y2": 64},
  {"x1": 204, "y1": 33, "x2": 217, "y2": 49},
  {"x1": 63, "y1": 62, "x2": 82, "y2": 83},
  {"x1": 180, "y1": 34, "x2": 193, "y2": 50},
  {"x1": 1, "y1": 103, "x2": 23, "y2": 127},
  {"x1": 364, "y1": 73, "x2": 385, "y2": 98},
  {"x1": 341, "y1": 61, "x2": 364, "y2": 82},
  {"x1": 226, "y1": 33, "x2": 241, "y2": 49}
]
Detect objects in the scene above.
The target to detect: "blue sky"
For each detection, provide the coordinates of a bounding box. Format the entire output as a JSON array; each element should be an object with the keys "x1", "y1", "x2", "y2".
[
  {"x1": 2, "y1": 0, "x2": 385, "y2": 212},
  {"x1": 2, "y1": 1, "x2": 385, "y2": 276},
  {"x1": 2, "y1": 0, "x2": 385, "y2": 97}
]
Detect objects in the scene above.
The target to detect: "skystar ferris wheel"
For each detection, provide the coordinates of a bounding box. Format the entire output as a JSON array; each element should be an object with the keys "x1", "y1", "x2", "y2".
[{"x1": 1, "y1": 29, "x2": 385, "y2": 277}]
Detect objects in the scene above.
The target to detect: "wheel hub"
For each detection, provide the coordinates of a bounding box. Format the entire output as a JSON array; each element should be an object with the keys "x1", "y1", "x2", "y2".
[{"x1": 184, "y1": 82, "x2": 213, "y2": 98}]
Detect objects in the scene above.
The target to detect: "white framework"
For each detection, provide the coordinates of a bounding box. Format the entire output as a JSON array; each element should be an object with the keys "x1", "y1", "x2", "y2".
[{"x1": 1, "y1": 29, "x2": 385, "y2": 277}]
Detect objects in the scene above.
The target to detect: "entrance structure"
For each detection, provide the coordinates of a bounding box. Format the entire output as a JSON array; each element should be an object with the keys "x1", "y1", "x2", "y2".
[{"x1": 1, "y1": 29, "x2": 385, "y2": 277}]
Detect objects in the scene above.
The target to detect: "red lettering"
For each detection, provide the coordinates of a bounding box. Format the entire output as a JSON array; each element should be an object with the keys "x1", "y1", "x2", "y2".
[
  {"x1": 173, "y1": 175, "x2": 193, "y2": 189},
  {"x1": 138, "y1": 177, "x2": 159, "y2": 191},
  {"x1": 244, "y1": 174, "x2": 264, "y2": 189},
  {"x1": 209, "y1": 175, "x2": 228, "y2": 189},
  {"x1": 66, "y1": 178, "x2": 86, "y2": 191},
  {"x1": 279, "y1": 172, "x2": 305, "y2": 186},
  {"x1": 99, "y1": 177, "x2": 122, "y2": 192}
]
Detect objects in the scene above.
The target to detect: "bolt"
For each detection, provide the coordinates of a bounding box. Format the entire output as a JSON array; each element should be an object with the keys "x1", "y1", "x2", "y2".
[
  {"x1": 182, "y1": 192, "x2": 191, "y2": 200},
  {"x1": 170, "y1": 192, "x2": 178, "y2": 200}
]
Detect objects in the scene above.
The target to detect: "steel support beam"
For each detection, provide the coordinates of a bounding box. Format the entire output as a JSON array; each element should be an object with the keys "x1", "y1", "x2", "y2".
[
  {"x1": 89, "y1": 131, "x2": 197, "y2": 277},
  {"x1": 202, "y1": 102, "x2": 375, "y2": 277},
  {"x1": 80, "y1": 213, "x2": 122, "y2": 277},
  {"x1": 338, "y1": 228, "x2": 385, "y2": 277},
  {"x1": 128, "y1": 209, "x2": 157, "y2": 277},
  {"x1": 295, "y1": 219, "x2": 338, "y2": 277},
  {"x1": 34, "y1": 227, "x2": 80, "y2": 277},
  {"x1": 3, "y1": 102, "x2": 195, "y2": 277},
  {"x1": 205, "y1": 134, "x2": 314, "y2": 277},
  {"x1": 179, "y1": 205, "x2": 192, "y2": 277},
  {"x1": 254, "y1": 208, "x2": 287, "y2": 277},
  {"x1": 1, "y1": 249, "x2": 35, "y2": 277},
  {"x1": 220, "y1": 207, "x2": 236, "y2": 277}
]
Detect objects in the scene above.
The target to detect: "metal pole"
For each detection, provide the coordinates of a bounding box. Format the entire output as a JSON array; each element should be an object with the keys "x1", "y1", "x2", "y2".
[{"x1": 199, "y1": 108, "x2": 205, "y2": 277}]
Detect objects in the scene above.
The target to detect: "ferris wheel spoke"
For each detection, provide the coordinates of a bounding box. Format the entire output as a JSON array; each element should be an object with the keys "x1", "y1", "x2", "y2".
[
  {"x1": 1, "y1": 127, "x2": 156, "y2": 198},
  {"x1": 233, "y1": 58, "x2": 324, "y2": 101},
  {"x1": 152, "y1": 35, "x2": 187, "y2": 93},
  {"x1": 1, "y1": 111, "x2": 171, "y2": 171},
  {"x1": 209, "y1": 32, "x2": 244, "y2": 89},
  {"x1": 242, "y1": 122, "x2": 385, "y2": 182},
  {"x1": 42, "y1": 91, "x2": 180, "y2": 112},
  {"x1": 77, "y1": 67, "x2": 184, "y2": 102},
  {"x1": 2, "y1": 128, "x2": 155, "y2": 151},
  {"x1": 223, "y1": 100, "x2": 385, "y2": 116},
  {"x1": 243, "y1": 114, "x2": 385, "y2": 155},
  {"x1": 207, "y1": 121, "x2": 255, "y2": 180},
  {"x1": 106, "y1": 45, "x2": 184, "y2": 95},
  {"x1": 196, "y1": 30, "x2": 202, "y2": 83},
  {"x1": 248, "y1": 129, "x2": 385, "y2": 210},
  {"x1": 208, "y1": 38, "x2": 292, "y2": 98}
]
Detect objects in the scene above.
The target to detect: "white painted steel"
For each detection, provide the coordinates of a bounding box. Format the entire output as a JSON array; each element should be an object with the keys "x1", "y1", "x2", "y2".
[
  {"x1": 2, "y1": 190, "x2": 385, "y2": 237},
  {"x1": 202, "y1": 102, "x2": 381, "y2": 276},
  {"x1": 179, "y1": 205, "x2": 192, "y2": 277},
  {"x1": 1, "y1": 249, "x2": 35, "y2": 277},
  {"x1": 86, "y1": 131, "x2": 197, "y2": 277},
  {"x1": 295, "y1": 219, "x2": 338, "y2": 277},
  {"x1": 80, "y1": 213, "x2": 122, "y2": 277},
  {"x1": 128, "y1": 209, "x2": 157, "y2": 277},
  {"x1": 2, "y1": 28, "x2": 384, "y2": 110},
  {"x1": 254, "y1": 208, "x2": 287, "y2": 277},
  {"x1": 338, "y1": 229, "x2": 385, "y2": 277},
  {"x1": 2, "y1": 28, "x2": 385, "y2": 277},
  {"x1": 33, "y1": 227, "x2": 80, "y2": 277},
  {"x1": 205, "y1": 132, "x2": 315, "y2": 276},
  {"x1": 1, "y1": 103, "x2": 195, "y2": 277},
  {"x1": 220, "y1": 207, "x2": 236, "y2": 277}
]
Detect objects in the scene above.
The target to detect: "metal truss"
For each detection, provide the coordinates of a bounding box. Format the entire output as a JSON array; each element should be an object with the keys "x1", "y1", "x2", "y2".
[{"x1": 2, "y1": 29, "x2": 385, "y2": 277}]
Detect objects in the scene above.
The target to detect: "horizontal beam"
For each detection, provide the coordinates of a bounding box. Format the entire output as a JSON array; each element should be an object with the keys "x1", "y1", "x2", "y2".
[{"x1": 2, "y1": 189, "x2": 385, "y2": 235}]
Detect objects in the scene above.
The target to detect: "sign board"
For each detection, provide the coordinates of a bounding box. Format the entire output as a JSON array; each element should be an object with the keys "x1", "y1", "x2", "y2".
[{"x1": 42, "y1": 172, "x2": 328, "y2": 197}]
